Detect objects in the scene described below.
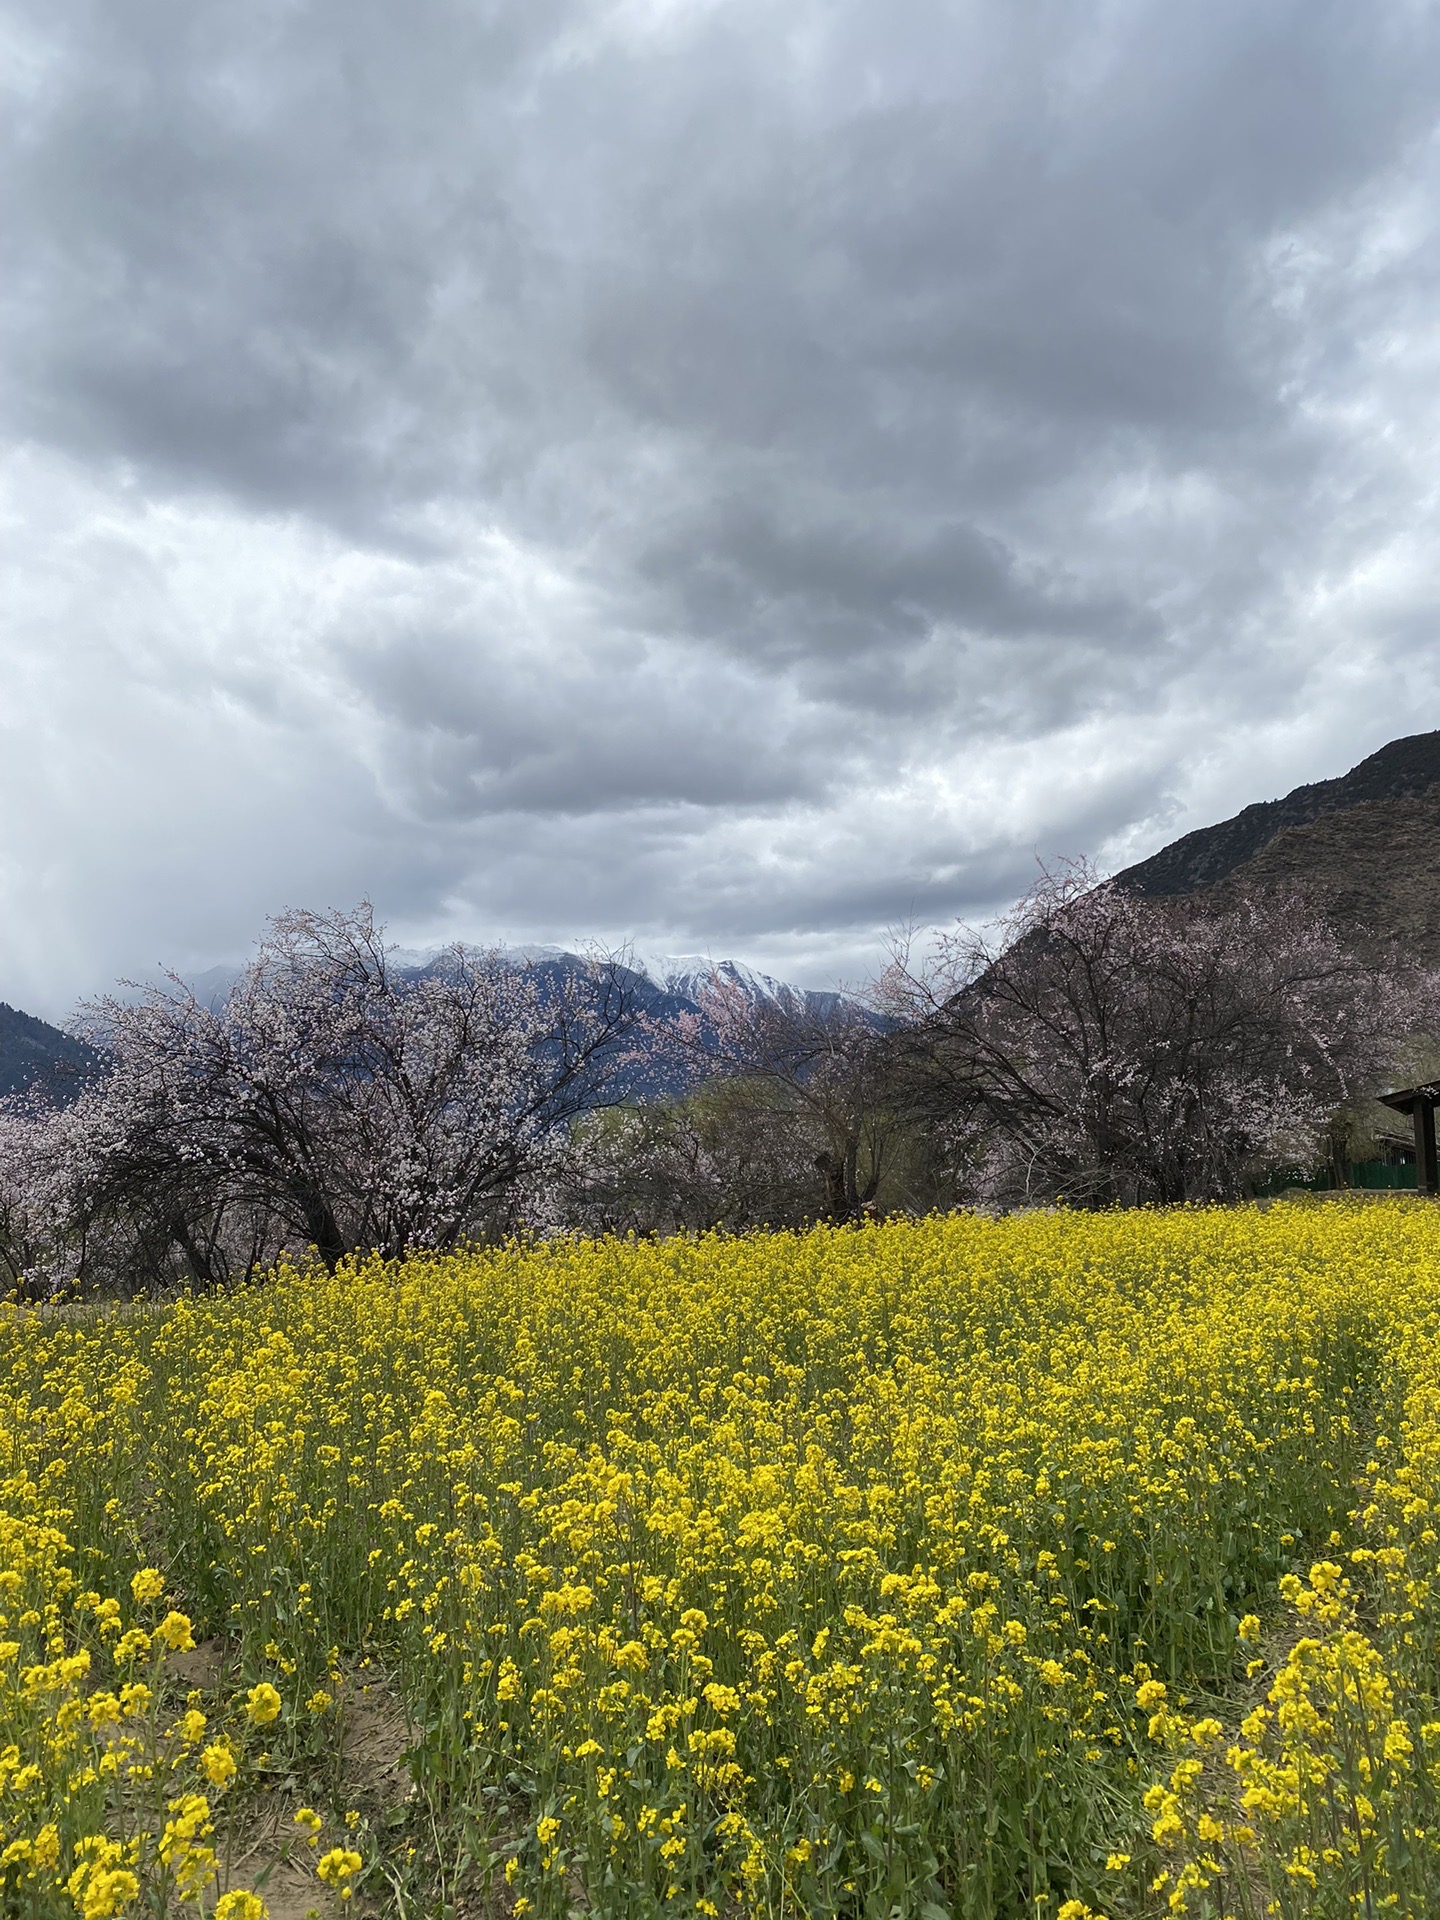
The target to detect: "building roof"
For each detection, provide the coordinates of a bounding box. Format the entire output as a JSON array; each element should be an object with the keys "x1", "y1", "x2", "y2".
[{"x1": 1379, "y1": 1084, "x2": 1440, "y2": 1112}]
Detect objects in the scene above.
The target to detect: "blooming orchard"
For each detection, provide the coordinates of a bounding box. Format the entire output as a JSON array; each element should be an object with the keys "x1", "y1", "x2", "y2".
[{"x1": 4, "y1": 1202, "x2": 1440, "y2": 1915}]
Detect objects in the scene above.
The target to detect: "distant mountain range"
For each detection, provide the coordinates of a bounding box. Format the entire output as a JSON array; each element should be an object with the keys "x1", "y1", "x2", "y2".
[
  {"x1": 0, "y1": 949, "x2": 847, "y2": 1108},
  {"x1": 184, "y1": 950, "x2": 849, "y2": 1019},
  {"x1": 1116, "y1": 729, "x2": 1440, "y2": 946},
  {"x1": 6, "y1": 731, "x2": 1438, "y2": 1102}
]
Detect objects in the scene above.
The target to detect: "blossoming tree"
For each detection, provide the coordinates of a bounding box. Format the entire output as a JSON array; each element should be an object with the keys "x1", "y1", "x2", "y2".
[
  {"x1": 889, "y1": 864, "x2": 1415, "y2": 1207},
  {"x1": 5, "y1": 904, "x2": 640, "y2": 1291}
]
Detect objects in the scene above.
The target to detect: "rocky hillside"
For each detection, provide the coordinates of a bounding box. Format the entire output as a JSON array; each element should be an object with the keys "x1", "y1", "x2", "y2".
[{"x1": 1116, "y1": 731, "x2": 1440, "y2": 945}]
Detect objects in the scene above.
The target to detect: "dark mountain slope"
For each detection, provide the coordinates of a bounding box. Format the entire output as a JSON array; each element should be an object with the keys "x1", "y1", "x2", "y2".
[
  {"x1": 0, "y1": 1003, "x2": 99, "y2": 1099},
  {"x1": 1117, "y1": 731, "x2": 1440, "y2": 897},
  {"x1": 1208, "y1": 788, "x2": 1440, "y2": 950}
]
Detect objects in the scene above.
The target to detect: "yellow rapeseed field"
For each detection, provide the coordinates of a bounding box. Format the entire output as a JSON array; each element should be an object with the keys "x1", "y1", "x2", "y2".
[{"x1": 3, "y1": 1200, "x2": 1440, "y2": 1918}]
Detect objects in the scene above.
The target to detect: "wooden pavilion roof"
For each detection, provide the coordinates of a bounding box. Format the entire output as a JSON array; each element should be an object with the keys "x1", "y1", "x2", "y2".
[{"x1": 1379, "y1": 1084, "x2": 1440, "y2": 1112}]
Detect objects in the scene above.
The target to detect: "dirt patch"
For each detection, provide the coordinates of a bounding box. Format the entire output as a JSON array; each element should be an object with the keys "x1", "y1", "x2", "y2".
[
  {"x1": 339, "y1": 1665, "x2": 414, "y2": 1813},
  {"x1": 224, "y1": 1666, "x2": 416, "y2": 1919},
  {"x1": 228, "y1": 1806, "x2": 323, "y2": 1920},
  {"x1": 169, "y1": 1636, "x2": 229, "y2": 1691}
]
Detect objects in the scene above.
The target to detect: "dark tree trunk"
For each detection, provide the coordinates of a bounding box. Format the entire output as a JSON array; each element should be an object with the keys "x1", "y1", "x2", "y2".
[{"x1": 814, "y1": 1150, "x2": 850, "y2": 1223}]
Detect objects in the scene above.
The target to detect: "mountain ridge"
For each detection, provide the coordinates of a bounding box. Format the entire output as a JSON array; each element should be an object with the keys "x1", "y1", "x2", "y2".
[
  {"x1": 1116, "y1": 731, "x2": 1440, "y2": 897},
  {"x1": 182, "y1": 951, "x2": 849, "y2": 1019},
  {"x1": 0, "y1": 1002, "x2": 100, "y2": 1100}
]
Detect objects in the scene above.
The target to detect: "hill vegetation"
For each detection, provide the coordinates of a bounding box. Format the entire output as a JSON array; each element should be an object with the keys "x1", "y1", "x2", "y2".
[
  {"x1": 0, "y1": 1001, "x2": 97, "y2": 1099},
  {"x1": 1207, "y1": 786, "x2": 1440, "y2": 952}
]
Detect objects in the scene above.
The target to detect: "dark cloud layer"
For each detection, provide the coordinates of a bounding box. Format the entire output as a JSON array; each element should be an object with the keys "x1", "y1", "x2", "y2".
[{"x1": 4, "y1": 0, "x2": 1440, "y2": 1012}]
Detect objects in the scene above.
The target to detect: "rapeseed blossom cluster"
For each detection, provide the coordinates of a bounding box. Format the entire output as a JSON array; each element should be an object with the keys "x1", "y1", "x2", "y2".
[{"x1": 3, "y1": 1200, "x2": 1440, "y2": 1916}]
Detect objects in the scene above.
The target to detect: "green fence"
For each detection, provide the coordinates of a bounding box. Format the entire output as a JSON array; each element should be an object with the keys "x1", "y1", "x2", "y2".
[{"x1": 1255, "y1": 1160, "x2": 1416, "y2": 1196}]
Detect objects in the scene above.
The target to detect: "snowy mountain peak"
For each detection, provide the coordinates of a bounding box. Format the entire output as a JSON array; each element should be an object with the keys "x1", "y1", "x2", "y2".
[{"x1": 634, "y1": 954, "x2": 806, "y2": 1007}]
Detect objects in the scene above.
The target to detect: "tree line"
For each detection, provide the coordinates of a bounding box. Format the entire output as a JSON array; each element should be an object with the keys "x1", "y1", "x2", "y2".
[{"x1": 0, "y1": 869, "x2": 1428, "y2": 1296}]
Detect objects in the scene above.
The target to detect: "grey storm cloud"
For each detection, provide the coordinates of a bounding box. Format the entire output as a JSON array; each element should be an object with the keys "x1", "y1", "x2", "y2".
[{"x1": 4, "y1": 0, "x2": 1440, "y2": 1013}]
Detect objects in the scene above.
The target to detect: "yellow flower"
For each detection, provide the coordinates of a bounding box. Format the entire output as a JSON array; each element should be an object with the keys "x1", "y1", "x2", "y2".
[
  {"x1": 244, "y1": 1682, "x2": 283, "y2": 1727},
  {"x1": 113, "y1": 1629, "x2": 151, "y2": 1665},
  {"x1": 17, "y1": 1197, "x2": 1440, "y2": 1917},
  {"x1": 294, "y1": 1808, "x2": 324, "y2": 1846},
  {"x1": 66, "y1": 1845, "x2": 139, "y2": 1920},
  {"x1": 92, "y1": 1597, "x2": 123, "y2": 1637},
  {"x1": 496, "y1": 1657, "x2": 521, "y2": 1702},
  {"x1": 316, "y1": 1846, "x2": 362, "y2": 1893},
  {"x1": 118, "y1": 1681, "x2": 152, "y2": 1717},
  {"x1": 155, "y1": 1611, "x2": 195, "y2": 1652},
  {"x1": 88, "y1": 1691, "x2": 122, "y2": 1729},
  {"x1": 200, "y1": 1743, "x2": 238, "y2": 1788},
  {"x1": 215, "y1": 1894, "x2": 269, "y2": 1920}
]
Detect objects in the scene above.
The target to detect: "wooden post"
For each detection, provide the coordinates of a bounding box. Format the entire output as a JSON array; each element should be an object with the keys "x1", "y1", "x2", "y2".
[{"x1": 1414, "y1": 1096, "x2": 1439, "y2": 1196}]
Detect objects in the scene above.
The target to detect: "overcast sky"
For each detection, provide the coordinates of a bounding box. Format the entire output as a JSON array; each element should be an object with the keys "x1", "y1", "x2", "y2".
[{"x1": 5, "y1": 0, "x2": 1440, "y2": 1015}]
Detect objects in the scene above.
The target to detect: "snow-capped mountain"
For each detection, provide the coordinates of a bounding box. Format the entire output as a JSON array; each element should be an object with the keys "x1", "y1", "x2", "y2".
[{"x1": 632, "y1": 954, "x2": 850, "y2": 1017}]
